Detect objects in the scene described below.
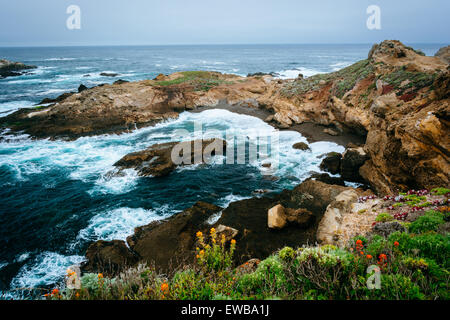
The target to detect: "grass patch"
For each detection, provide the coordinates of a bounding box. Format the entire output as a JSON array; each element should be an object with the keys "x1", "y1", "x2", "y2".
[
  {"x1": 380, "y1": 67, "x2": 437, "y2": 95},
  {"x1": 281, "y1": 59, "x2": 375, "y2": 99},
  {"x1": 151, "y1": 71, "x2": 234, "y2": 91}
]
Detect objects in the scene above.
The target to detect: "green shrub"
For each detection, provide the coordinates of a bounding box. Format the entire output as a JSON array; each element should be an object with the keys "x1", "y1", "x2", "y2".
[
  {"x1": 365, "y1": 235, "x2": 388, "y2": 258},
  {"x1": 431, "y1": 188, "x2": 450, "y2": 195},
  {"x1": 389, "y1": 232, "x2": 450, "y2": 267},
  {"x1": 278, "y1": 247, "x2": 296, "y2": 262},
  {"x1": 375, "y1": 274, "x2": 424, "y2": 300},
  {"x1": 170, "y1": 270, "x2": 215, "y2": 300},
  {"x1": 409, "y1": 210, "x2": 445, "y2": 234},
  {"x1": 376, "y1": 213, "x2": 394, "y2": 223}
]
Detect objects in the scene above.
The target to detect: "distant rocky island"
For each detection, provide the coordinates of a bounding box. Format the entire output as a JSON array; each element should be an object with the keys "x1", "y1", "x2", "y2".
[{"x1": 0, "y1": 59, "x2": 36, "y2": 79}]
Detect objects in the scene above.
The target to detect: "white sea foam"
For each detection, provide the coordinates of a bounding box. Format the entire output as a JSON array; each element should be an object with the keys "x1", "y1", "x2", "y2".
[
  {"x1": 276, "y1": 67, "x2": 325, "y2": 79},
  {"x1": 16, "y1": 252, "x2": 31, "y2": 263},
  {"x1": 78, "y1": 205, "x2": 174, "y2": 242},
  {"x1": 10, "y1": 252, "x2": 85, "y2": 289},
  {"x1": 0, "y1": 262, "x2": 7, "y2": 271},
  {"x1": 330, "y1": 62, "x2": 352, "y2": 71},
  {"x1": 0, "y1": 100, "x2": 35, "y2": 116},
  {"x1": 218, "y1": 194, "x2": 252, "y2": 208},
  {"x1": 45, "y1": 58, "x2": 76, "y2": 61}
]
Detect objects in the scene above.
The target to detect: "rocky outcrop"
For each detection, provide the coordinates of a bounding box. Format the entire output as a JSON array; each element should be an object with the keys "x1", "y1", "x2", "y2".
[
  {"x1": 320, "y1": 152, "x2": 342, "y2": 174},
  {"x1": 0, "y1": 71, "x2": 268, "y2": 140},
  {"x1": 316, "y1": 190, "x2": 360, "y2": 245},
  {"x1": 267, "y1": 204, "x2": 314, "y2": 229},
  {"x1": 284, "y1": 179, "x2": 353, "y2": 214},
  {"x1": 0, "y1": 59, "x2": 36, "y2": 79},
  {"x1": 82, "y1": 240, "x2": 139, "y2": 276},
  {"x1": 292, "y1": 142, "x2": 310, "y2": 151},
  {"x1": 340, "y1": 147, "x2": 369, "y2": 182},
  {"x1": 310, "y1": 173, "x2": 345, "y2": 186},
  {"x1": 114, "y1": 139, "x2": 226, "y2": 177},
  {"x1": 435, "y1": 46, "x2": 450, "y2": 64}
]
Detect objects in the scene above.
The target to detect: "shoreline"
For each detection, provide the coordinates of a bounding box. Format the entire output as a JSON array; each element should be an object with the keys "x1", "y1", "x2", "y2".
[{"x1": 193, "y1": 102, "x2": 366, "y2": 147}]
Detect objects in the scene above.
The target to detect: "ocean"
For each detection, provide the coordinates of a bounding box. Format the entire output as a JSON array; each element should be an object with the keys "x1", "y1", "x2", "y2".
[{"x1": 0, "y1": 43, "x2": 444, "y2": 298}]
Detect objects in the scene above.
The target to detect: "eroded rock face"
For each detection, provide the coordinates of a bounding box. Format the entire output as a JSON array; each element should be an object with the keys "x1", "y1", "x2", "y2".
[
  {"x1": 259, "y1": 40, "x2": 449, "y2": 194},
  {"x1": 316, "y1": 189, "x2": 360, "y2": 245},
  {"x1": 114, "y1": 139, "x2": 226, "y2": 177},
  {"x1": 340, "y1": 147, "x2": 369, "y2": 182}
]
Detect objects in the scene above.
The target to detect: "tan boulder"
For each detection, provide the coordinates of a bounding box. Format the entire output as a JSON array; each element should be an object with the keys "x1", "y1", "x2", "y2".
[
  {"x1": 215, "y1": 224, "x2": 239, "y2": 242},
  {"x1": 316, "y1": 189, "x2": 359, "y2": 245},
  {"x1": 267, "y1": 204, "x2": 287, "y2": 229}
]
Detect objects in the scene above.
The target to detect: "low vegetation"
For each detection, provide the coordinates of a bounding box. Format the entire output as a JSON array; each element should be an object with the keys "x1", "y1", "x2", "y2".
[
  {"x1": 281, "y1": 59, "x2": 375, "y2": 98},
  {"x1": 42, "y1": 188, "x2": 449, "y2": 301},
  {"x1": 148, "y1": 71, "x2": 234, "y2": 92}
]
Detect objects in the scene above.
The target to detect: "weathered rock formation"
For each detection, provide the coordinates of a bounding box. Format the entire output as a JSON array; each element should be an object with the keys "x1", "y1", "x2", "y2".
[
  {"x1": 113, "y1": 138, "x2": 226, "y2": 177},
  {"x1": 0, "y1": 59, "x2": 36, "y2": 79}
]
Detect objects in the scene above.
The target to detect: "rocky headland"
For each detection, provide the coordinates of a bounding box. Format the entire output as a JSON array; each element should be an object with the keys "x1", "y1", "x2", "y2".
[{"x1": 1, "y1": 41, "x2": 449, "y2": 276}]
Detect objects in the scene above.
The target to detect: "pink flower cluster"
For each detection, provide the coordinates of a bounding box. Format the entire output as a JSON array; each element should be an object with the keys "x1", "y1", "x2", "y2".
[
  {"x1": 358, "y1": 195, "x2": 377, "y2": 203},
  {"x1": 393, "y1": 212, "x2": 408, "y2": 221},
  {"x1": 406, "y1": 189, "x2": 428, "y2": 196}
]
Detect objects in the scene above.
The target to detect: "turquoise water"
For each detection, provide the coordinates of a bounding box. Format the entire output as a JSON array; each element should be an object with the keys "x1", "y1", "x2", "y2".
[{"x1": 0, "y1": 44, "x2": 443, "y2": 297}]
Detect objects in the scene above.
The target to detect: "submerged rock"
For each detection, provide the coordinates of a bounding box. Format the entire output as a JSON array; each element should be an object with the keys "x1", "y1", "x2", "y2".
[
  {"x1": 100, "y1": 72, "x2": 119, "y2": 77},
  {"x1": 292, "y1": 142, "x2": 310, "y2": 151}
]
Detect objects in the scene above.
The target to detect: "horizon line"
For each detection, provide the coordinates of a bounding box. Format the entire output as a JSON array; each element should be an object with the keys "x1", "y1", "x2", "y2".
[{"x1": 0, "y1": 41, "x2": 447, "y2": 49}]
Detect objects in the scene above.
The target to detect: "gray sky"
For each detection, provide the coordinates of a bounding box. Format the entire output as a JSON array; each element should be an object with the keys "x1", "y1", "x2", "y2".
[{"x1": 0, "y1": 0, "x2": 448, "y2": 46}]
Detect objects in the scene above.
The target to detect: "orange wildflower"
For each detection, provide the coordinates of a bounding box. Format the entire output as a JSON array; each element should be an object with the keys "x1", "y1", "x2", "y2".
[
  {"x1": 366, "y1": 254, "x2": 373, "y2": 259},
  {"x1": 394, "y1": 241, "x2": 399, "y2": 247},
  {"x1": 161, "y1": 282, "x2": 169, "y2": 292}
]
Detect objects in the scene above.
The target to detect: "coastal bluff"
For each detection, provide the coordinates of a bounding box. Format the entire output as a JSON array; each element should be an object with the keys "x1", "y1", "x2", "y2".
[{"x1": 2, "y1": 40, "x2": 448, "y2": 195}]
